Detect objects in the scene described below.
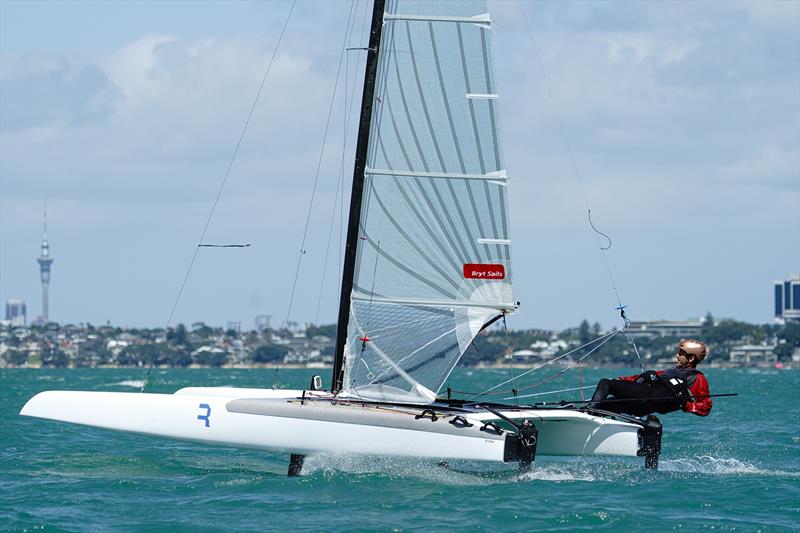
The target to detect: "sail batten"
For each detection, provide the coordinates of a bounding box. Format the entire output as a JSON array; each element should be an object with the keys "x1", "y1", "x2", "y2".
[
  {"x1": 351, "y1": 293, "x2": 515, "y2": 310},
  {"x1": 366, "y1": 168, "x2": 508, "y2": 181},
  {"x1": 383, "y1": 13, "x2": 492, "y2": 26},
  {"x1": 341, "y1": 0, "x2": 513, "y2": 403}
]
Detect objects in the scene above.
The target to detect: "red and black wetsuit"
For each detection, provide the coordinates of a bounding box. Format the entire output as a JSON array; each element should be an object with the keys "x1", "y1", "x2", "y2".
[{"x1": 589, "y1": 368, "x2": 712, "y2": 417}]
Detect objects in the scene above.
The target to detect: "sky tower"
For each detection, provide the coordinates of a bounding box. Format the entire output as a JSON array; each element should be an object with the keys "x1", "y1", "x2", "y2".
[{"x1": 37, "y1": 205, "x2": 53, "y2": 323}]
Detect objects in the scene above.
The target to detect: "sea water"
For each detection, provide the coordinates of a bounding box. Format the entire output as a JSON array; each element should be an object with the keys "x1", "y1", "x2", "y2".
[{"x1": 1, "y1": 368, "x2": 798, "y2": 532}]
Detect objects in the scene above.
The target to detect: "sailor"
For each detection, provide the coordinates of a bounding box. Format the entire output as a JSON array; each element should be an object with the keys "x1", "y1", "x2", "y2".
[{"x1": 588, "y1": 339, "x2": 712, "y2": 417}]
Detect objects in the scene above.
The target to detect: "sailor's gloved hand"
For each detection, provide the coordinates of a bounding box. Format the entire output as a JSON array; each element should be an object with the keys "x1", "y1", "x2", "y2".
[{"x1": 637, "y1": 370, "x2": 659, "y2": 383}]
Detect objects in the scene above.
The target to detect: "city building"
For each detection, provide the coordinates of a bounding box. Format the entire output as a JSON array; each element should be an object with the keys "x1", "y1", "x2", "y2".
[
  {"x1": 255, "y1": 315, "x2": 271, "y2": 332},
  {"x1": 5, "y1": 299, "x2": 26, "y2": 326},
  {"x1": 626, "y1": 319, "x2": 704, "y2": 339},
  {"x1": 36, "y1": 206, "x2": 54, "y2": 323},
  {"x1": 774, "y1": 275, "x2": 800, "y2": 323},
  {"x1": 729, "y1": 344, "x2": 778, "y2": 367}
]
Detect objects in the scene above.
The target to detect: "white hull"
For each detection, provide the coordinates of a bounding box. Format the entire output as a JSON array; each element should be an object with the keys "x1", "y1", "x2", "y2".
[{"x1": 20, "y1": 387, "x2": 643, "y2": 465}]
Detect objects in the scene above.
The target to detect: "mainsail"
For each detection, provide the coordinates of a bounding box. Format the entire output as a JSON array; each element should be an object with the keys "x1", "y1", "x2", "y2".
[{"x1": 336, "y1": 0, "x2": 514, "y2": 403}]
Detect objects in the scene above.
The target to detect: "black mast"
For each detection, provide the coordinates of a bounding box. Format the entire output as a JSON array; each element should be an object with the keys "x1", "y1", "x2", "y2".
[{"x1": 332, "y1": 0, "x2": 386, "y2": 393}]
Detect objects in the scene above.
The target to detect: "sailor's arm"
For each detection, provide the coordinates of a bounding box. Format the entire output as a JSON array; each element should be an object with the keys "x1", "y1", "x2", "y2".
[
  {"x1": 617, "y1": 370, "x2": 665, "y2": 382},
  {"x1": 683, "y1": 373, "x2": 713, "y2": 416}
]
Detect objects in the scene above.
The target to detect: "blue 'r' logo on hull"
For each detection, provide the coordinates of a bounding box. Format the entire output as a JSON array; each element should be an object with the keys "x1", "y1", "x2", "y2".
[{"x1": 197, "y1": 403, "x2": 211, "y2": 427}]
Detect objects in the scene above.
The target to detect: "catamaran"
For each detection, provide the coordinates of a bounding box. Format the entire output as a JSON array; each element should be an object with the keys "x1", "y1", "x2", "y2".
[{"x1": 20, "y1": 0, "x2": 663, "y2": 476}]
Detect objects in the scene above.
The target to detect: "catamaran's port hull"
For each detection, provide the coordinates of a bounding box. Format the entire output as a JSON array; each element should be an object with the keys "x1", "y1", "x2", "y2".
[{"x1": 20, "y1": 388, "x2": 641, "y2": 463}]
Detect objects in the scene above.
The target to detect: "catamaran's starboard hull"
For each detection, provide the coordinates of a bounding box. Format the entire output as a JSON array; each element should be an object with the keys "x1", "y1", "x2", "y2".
[{"x1": 20, "y1": 388, "x2": 641, "y2": 463}]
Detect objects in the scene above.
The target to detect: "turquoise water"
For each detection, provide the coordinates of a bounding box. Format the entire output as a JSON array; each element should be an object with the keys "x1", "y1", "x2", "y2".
[{"x1": 1, "y1": 368, "x2": 798, "y2": 532}]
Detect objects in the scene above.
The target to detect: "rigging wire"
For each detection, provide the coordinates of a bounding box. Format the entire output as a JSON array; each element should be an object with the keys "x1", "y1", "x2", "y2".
[
  {"x1": 502, "y1": 384, "x2": 594, "y2": 401},
  {"x1": 314, "y1": 0, "x2": 369, "y2": 324},
  {"x1": 460, "y1": 328, "x2": 622, "y2": 400},
  {"x1": 343, "y1": 0, "x2": 370, "y2": 289},
  {"x1": 314, "y1": 161, "x2": 345, "y2": 324},
  {"x1": 517, "y1": 3, "x2": 645, "y2": 372},
  {"x1": 507, "y1": 330, "x2": 621, "y2": 395},
  {"x1": 139, "y1": 0, "x2": 297, "y2": 393},
  {"x1": 274, "y1": 0, "x2": 359, "y2": 388},
  {"x1": 328, "y1": 3, "x2": 371, "y2": 384},
  {"x1": 282, "y1": 0, "x2": 358, "y2": 331},
  {"x1": 501, "y1": 313, "x2": 520, "y2": 405}
]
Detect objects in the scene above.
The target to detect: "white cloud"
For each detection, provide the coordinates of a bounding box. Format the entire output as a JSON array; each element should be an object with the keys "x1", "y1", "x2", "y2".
[
  {"x1": 717, "y1": 145, "x2": 800, "y2": 189},
  {"x1": 604, "y1": 32, "x2": 696, "y2": 66},
  {"x1": 105, "y1": 34, "x2": 177, "y2": 110},
  {"x1": 0, "y1": 60, "x2": 119, "y2": 132},
  {"x1": 737, "y1": 0, "x2": 800, "y2": 26},
  {"x1": 1, "y1": 1, "x2": 797, "y2": 329}
]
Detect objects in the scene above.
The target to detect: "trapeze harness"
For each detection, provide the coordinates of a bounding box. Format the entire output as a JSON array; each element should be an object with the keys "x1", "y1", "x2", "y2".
[{"x1": 590, "y1": 367, "x2": 712, "y2": 417}]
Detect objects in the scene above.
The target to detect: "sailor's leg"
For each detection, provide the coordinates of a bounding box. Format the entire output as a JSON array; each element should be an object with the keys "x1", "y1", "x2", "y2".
[
  {"x1": 590, "y1": 378, "x2": 613, "y2": 403},
  {"x1": 592, "y1": 380, "x2": 658, "y2": 415}
]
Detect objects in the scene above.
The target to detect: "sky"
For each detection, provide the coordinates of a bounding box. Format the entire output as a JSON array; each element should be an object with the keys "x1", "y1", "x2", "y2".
[{"x1": 1, "y1": 0, "x2": 798, "y2": 332}]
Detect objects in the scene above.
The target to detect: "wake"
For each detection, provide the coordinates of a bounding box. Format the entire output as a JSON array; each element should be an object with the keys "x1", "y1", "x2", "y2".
[
  {"x1": 660, "y1": 456, "x2": 800, "y2": 478},
  {"x1": 299, "y1": 453, "x2": 798, "y2": 484}
]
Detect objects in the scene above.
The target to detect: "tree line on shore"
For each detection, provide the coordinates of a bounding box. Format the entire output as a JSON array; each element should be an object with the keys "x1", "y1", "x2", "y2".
[{"x1": 1, "y1": 314, "x2": 798, "y2": 368}]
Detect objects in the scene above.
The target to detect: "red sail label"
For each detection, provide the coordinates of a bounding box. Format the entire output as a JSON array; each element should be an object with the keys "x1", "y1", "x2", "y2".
[{"x1": 463, "y1": 263, "x2": 505, "y2": 279}]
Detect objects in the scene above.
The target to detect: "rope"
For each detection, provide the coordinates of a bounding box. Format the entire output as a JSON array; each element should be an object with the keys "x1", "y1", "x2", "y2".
[
  {"x1": 140, "y1": 0, "x2": 296, "y2": 393},
  {"x1": 617, "y1": 304, "x2": 645, "y2": 371},
  {"x1": 587, "y1": 210, "x2": 611, "y2": 250},
  {"x1": 517, "y1": 3, "x2": 645, "y2": 372}
]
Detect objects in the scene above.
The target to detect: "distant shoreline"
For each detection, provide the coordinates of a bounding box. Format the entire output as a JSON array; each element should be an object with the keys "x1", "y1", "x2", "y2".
[
  {"x1": 3, "y1": 362, "x2": 794, "y2": 370},
  {"x1": 3, "y1": 318, "x2": 797, "y2": 370}
]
